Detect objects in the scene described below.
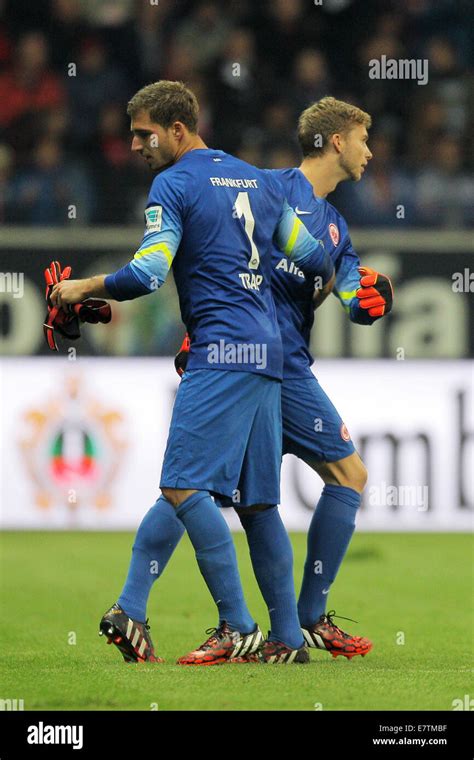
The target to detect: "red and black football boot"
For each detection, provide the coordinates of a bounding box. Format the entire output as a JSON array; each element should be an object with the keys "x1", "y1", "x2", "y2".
[
  {"x1": 177, "y1": 621, "x2": 263, "y2": 666},
  {"x1": 301, "y1": 610, "x2": 372, "y2": 660},
  {"x1": 99, "y1": 603, "x2": 163, "y2": 663},
  {"x1": 232, "y1": 637, "x2": 310, "y2": 664}
]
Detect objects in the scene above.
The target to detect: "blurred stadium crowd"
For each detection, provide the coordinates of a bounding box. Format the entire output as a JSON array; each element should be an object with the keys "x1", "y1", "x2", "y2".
[{"x1": 0, "y1": 0, "x2": 472, "y2": 228}]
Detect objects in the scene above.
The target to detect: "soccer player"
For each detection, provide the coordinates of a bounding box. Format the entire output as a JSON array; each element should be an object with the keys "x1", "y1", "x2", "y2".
[
  {"x1": 177, "y1": 97, "x2": 394, "y2": 660},
  {"x1": 256, "y1": 96, "x2": 393, "y2": 658},
  {"x1": 49, "y1": 81, "x2": 335, "y2": 665}
]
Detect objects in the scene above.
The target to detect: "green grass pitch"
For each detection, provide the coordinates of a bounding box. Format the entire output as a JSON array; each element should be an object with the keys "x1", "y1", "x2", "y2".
[{"x1": 1, "y1": 531, "x2": 472, "y2": 711}]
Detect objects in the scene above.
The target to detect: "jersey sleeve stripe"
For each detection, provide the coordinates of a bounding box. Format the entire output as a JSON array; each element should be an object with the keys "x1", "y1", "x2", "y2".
[
  {"x1": 134, "y1": 242, "x2": 174, "y2": 267},
  {"x1": 283, "y1": 217, "x2": 303, "y2": 255},
  {"x1": 337, "y1": 289, "x2": 357, "y2": 302}
]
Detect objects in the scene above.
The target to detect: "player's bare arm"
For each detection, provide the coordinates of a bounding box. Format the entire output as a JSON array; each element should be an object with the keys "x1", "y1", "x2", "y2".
[
  {"x1": 50, "y1": 274, "x2": 110, "y2": 307},
  {"x1": 312, "y1": 270, "x2": 336, "y2": 309}
]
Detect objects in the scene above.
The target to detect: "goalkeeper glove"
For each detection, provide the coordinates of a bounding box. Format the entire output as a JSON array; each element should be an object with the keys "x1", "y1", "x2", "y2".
[
  {"x1": 43, "y1": 260, "x2": 112, "y2": 351},
  {"x1": 356, "y1": 266, "x2": 393, "y2": 318},
  {"x1": 174, "y1": 333, "x2": 190, "y2": 377}
]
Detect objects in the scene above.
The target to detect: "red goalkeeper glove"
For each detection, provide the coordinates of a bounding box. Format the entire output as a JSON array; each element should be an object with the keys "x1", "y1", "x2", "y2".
[
  {"x1": 43, "y1": 260, "x2": 111, "y2": 351},
  {"x1": 356, "y1": 266, "x2": 393, "y2": 318},
  {"x1": 174, "y1": 333, "x2": 190, "y2": 377}
]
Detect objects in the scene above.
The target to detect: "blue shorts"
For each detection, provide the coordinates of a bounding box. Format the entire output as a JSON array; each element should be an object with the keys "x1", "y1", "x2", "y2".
[
  {"x1": 160, "y1": 369, "x2": 282, "y2": 507},
  {"x1": 281, "y1": 375, "x2": 355, "y2": 464}
]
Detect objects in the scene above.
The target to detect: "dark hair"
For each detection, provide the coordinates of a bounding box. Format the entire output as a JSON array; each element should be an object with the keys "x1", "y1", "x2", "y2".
[{"x1": 127, "y1": 81, "x2": 199, "y2": 132}]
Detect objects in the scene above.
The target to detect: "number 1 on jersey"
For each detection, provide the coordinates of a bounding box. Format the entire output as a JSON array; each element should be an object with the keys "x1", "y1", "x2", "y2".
[{"x1": 234, "y1": 191, "x2": 260, "y2": 270}]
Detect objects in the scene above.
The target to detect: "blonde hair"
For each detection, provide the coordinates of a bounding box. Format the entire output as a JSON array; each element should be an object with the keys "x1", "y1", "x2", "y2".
[
  {"x1": 127, "y1": 80, "x2": 199, "y2": 132},
  {"x1": 297, "y1": 96, "x2": 371, "y2": 157}
]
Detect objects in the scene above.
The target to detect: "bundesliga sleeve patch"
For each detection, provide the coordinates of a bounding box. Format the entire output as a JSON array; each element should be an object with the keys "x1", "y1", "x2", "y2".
[{"x1": 145, "y1": 205, "x2": 163, "y2": 232}]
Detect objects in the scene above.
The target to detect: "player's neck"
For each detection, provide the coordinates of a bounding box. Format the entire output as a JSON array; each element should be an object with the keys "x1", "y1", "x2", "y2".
[
  {"x1": 299, "y1": 157, "x2": 344, "y2": 199},
  {"x1": 175, "y1": 135, "x2": 208, "y2": 162}
]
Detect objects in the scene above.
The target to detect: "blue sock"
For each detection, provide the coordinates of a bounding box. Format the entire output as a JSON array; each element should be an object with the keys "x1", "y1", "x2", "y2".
[
  {"x1": 118, "y1": 495, "x2": 185, "y2": 622},
  {"x1": 238, "y1": 507, "x2": 304, "y2": 650},
  {"x1": 175, "y1": 492, "x2": 255, "y2": 633},
  {"x1": 298, "y1": 484, "x2": 360, "y2": 628}
]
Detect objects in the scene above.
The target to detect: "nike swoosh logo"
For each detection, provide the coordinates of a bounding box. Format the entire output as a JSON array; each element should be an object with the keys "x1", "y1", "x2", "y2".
[
  {"x1": 322, "y1": 588, "x2": 330, "y2": 594},
  {"x1": 295, "y1": 207, "x2": 312, "y2": 215}
]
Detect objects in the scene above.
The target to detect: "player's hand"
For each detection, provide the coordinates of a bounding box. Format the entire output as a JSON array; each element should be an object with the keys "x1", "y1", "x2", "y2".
[
  {"x1": 43, "y1": 261, "x2": 111, "y2": 351},
  {"x1": 356, "y1": 266, "x2": 393, "y2": 317},
  {"x1": 174, "y1": 333, "x2": 190, "y2": 377},
  {"x1": 50, "y1": 278, "x2": 90, "y2": 307}
]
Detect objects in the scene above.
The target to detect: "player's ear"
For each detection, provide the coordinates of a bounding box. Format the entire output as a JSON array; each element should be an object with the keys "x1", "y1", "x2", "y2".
[
  {"x1": 172, "y1": 121, "x2": 188, "y2": 142},
  {"x1": 171, "y1": 121, "x2": 183, "y2": 138},
  {"x1": 331, "y1": 133, "x2": 343, "y2": 154}
]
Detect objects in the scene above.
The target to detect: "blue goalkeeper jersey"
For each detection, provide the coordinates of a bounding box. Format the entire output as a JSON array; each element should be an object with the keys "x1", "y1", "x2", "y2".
[
  {"x1": 269, "y1": 168, "x2": 374, "y2": 379},
  {"x1": 105, "y1": 149, "x2": 334, "y2": 380}
]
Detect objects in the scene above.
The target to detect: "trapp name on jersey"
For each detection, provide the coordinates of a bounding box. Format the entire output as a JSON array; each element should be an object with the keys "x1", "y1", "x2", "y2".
[{"x1": 105, "y1": 150, "x2": 334, "y2": 379}]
